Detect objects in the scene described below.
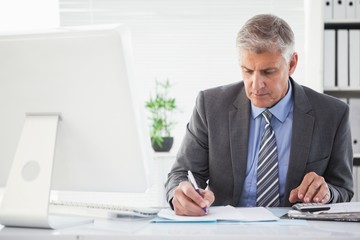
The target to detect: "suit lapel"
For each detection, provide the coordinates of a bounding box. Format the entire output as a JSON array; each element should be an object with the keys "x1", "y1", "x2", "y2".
[
  {"x1": 283, "y1": 80, "x2": 315, "y2": 206},
  {"x1": 229, "y1": 86, "x2": 250, "y2": 206}
]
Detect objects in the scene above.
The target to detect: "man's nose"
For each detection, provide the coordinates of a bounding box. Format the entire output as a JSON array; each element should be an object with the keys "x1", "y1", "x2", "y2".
[{"x1": 252, "y1": 72, "x2": 265, "y2": 90}]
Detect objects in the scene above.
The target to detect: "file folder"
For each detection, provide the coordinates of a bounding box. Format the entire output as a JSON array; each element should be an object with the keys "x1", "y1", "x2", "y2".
[
  {"x1": 349, "y1": 30, "x2": 360, "y2": 88},
  {"x1": 337, "y1": 29, "x2": 349, "y2": 88},
  {"x1": 346, "y1": 0, "x2": 356, "y2": 18},
  {"x1": 334, "y1": 0, "x2": 347, "y2": 19},
  {"x1": 324, "y1": 30, "x2": 336, "y2": 89},
  {"x1": 349, "y1": 98, "x2": 360, "y2": 154},
  {"x1": 324, "y1": 0, "x2": 333, "y2": 21}
]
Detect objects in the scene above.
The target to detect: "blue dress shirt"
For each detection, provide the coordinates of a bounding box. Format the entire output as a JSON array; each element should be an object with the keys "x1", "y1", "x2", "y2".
[{"x1": 239, "y1": 81, "x2": 294, "y2": 207}]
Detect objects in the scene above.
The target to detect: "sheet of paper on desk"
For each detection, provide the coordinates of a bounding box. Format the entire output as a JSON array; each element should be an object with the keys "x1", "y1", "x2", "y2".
[
  {"x1": 325, "y1": 202, "x2": 360, "y2": 213},
  {"x1": 287, "y1": 202, "x2": 360, "y2": 222},
  {"x1": 153, "y1": 205, "x2": 279, "y2": 223}
]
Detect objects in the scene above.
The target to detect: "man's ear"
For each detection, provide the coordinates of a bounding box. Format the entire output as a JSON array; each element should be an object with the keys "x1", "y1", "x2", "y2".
[{"x1": 288, "y1": 52, "x2": 298, "y2": 76}]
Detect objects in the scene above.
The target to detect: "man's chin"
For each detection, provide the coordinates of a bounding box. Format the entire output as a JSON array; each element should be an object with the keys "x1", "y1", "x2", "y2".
[{"x1": 250, "y1": 98, "x2": 273, "y2": 108}]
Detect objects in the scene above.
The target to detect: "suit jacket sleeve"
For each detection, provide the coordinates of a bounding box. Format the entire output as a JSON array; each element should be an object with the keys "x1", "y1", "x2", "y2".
[
  {"x1": 325, "y1": 103, "x2": 354, "y2": 203},
  {"x1": 165, "y1": 91, "x2": 210, "y2": 206}
]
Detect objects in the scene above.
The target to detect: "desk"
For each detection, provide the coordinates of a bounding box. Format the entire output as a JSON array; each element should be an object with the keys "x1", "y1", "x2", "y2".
[{"x1": 0, "y1": 209, "x2": 359, "y2": 240}]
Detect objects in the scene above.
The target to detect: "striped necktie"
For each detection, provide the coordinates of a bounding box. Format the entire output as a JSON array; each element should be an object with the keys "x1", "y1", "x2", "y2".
[{"x1": 256, "y1": 110, "x2": 280, "y2": 207}]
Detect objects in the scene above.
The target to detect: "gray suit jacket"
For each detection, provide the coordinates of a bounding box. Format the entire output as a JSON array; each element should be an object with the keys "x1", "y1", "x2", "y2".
[{"x1": 165, "y1": 78, "x2": 354, "y2": 207}]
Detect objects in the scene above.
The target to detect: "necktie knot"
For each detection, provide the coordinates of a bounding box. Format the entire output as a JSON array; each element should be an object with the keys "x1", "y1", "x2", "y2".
[{"x1": 262, "y1": 110, "x2": 272, "y2": 125}]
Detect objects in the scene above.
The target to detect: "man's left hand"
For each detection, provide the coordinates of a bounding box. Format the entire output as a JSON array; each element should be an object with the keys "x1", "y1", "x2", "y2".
[{"x1": 289, "y1": 172, "x2": 331, "y2": 204}]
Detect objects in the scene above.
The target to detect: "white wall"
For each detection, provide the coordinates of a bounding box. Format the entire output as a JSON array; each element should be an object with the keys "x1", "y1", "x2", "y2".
[
  {"x1": 304, "y1": 0, "x2": 324, "y2": 93},
  {"x1": 0, "y1": 0, "x2": 59, "y2": 31},
  {"x1": 60, "y1": 0, "x2": 307, "y2": 153}
]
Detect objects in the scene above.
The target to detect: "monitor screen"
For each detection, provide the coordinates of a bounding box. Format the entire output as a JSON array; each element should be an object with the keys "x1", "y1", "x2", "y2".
[{"x1": 0, "y1": 25, "x2": 153, "y2": 195}]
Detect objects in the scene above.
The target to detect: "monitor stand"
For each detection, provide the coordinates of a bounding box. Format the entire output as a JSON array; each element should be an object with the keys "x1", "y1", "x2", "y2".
[{"x1": 0, "y1": 114, "x2": 93, "y2": 229}]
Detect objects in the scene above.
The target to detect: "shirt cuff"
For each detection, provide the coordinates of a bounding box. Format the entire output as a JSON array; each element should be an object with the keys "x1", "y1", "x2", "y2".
[{"x1": 327, "y1": 185, "x2": 334, "y2": 203}]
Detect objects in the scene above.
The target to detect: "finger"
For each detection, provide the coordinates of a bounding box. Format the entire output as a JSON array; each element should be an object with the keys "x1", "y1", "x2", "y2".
[
  {"x1": 321, "y1": 192, "x2": 331, "y2": 204},
  {"x1": 313, "y1": 183, "x2": 330, "y2": 203},
  {"x1": 182, "y1": 183, "x2": 207, "y2": 209},
  {"x1": 178, "y1": 195, "x2": 206, "y2": 216},
  {"x1": 303, "y1": 175, "x2": 326, "y2": 203},
  {"x1": 297, "y1": 172, "x2": 317, "y2": 202},
  {"x1": 289, "y1": 187, "x2": 300, "y2": 203},
  {"x1": 200, "y1": 189, "x2": 215, "y2": 208}
]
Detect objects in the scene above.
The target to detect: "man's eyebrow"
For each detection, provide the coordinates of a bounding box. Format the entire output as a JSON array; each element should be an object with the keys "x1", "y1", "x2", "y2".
[
  {"x1": 241, "y1": 66, "x2": 277, "y2": 71},
  {"x1": 241, "y1": 66, "x2": 252, "y2": 71}
]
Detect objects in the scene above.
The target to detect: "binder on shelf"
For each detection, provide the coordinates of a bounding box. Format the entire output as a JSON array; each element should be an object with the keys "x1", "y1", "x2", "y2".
[
  {"x1": 349, "y1": 30, "x2": 360, "y2": 88},
  {"x1": 324, "y1": 0, "x2": 333, "y2": 21},
  {"x1": 357, "y1": 0, "x2": 360, "y2": 18},
  {"x1": 337, "y1": 29, "x2": 349, "y2": 88},
  {"x1": 346, "y1": 0, "x2": 356, "y2": 19},
  {"x1": 334, "y1": 0, "x2": 347, "y2": 19},
  {"x1": 324, "y1": 30, "x2": 336, "y2": 89},
  {"x1": 349, "y1": 99, "x2": 360, "y2": 154}
]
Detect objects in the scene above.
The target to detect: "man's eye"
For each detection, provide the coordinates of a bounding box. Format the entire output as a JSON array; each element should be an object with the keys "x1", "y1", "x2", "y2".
[{"x1": 263, "y1": 70, "x2": 276, "y2": 75}]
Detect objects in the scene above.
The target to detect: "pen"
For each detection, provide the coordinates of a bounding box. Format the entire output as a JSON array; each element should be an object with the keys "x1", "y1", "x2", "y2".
[{"x1": 187, "y1": 170, "x2": 207, "y2": 214}]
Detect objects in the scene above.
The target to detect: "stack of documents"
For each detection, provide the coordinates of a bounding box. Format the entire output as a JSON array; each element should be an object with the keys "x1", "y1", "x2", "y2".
[
  {"x1": 152, "y1": 205, "x2": 279, "y2": 223},
  {"x1": 287, "y1": 202, "x2": 360, "y2": 222}
]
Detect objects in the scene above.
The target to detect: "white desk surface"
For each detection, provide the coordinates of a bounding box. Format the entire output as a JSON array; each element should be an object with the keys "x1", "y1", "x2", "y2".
[{"x1": 0, "y1": 209, "x2": 359, "y2": 240}]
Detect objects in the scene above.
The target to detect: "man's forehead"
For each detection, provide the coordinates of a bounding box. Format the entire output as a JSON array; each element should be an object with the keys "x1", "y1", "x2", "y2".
[{"x1": 240, "y1": 58, "x2": 282, "y2": 70}]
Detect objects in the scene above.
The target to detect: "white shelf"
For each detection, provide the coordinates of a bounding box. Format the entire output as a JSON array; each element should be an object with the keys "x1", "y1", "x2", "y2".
[
  {"x1": 324, "y1": 88, "x2": 360, "y2": 92},
  {"x1": 325, "y1": 19, "x2": 360, "y2": 24},
  {"x1": 153, "y1": 151, "x2": 177, "y2": 159}
]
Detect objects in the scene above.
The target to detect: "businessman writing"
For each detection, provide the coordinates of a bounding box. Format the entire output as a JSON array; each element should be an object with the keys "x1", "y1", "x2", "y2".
[{"x1": 165, "y1": 14, "x2": 354, "y2": 216}]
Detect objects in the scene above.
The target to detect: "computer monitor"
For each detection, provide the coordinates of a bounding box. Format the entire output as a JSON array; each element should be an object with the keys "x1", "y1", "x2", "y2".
[{"x1": 0, "y1": 25, "x2": 153, "y2": 228}]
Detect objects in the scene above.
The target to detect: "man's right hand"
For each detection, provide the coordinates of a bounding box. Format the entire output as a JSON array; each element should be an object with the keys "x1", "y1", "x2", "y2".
[{"x1": 171, "y1": 181, "x2": 215, "y2": 216}]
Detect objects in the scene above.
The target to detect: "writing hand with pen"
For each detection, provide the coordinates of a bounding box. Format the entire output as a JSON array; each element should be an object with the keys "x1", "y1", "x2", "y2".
[{"x1": 171, "y1": 171, "x2": 215, "y2": 216}]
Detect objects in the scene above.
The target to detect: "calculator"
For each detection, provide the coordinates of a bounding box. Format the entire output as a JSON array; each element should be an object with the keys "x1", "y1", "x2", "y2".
[{"x1": 292, "y1": 203, "x2": 331, "y2": 212}]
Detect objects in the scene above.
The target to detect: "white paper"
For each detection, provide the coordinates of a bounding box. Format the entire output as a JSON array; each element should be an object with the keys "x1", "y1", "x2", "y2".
[
  {"x1": 288, "y1": 202, "x2": 360, "y2": 216},
  {"x1": 325, "y1": 202, "x2": 360, "y2": 213},
  {"x1": 156, "y1": 205, "x2": 278, "y2": 222}
]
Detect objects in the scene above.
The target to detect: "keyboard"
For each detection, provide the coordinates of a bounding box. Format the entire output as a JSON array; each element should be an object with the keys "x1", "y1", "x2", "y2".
[{"x1": 49, "y1": 200, "x2": 160, "y2": 219}]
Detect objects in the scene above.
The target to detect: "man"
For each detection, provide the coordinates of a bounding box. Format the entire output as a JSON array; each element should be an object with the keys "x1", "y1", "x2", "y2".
[{"x1": 165, "y1": 14, "x2": 354, "y2": 216}]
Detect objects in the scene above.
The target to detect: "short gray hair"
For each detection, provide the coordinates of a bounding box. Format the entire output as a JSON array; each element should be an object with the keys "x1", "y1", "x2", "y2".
[{"x1": 236, "y1": 14, "x2": 295, "y2": 63}]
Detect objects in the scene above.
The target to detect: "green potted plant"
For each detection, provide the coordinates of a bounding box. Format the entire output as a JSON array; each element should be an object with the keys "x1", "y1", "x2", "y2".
[{"x1": 145, "y1": 79, "x2": 177, "y2": 152}]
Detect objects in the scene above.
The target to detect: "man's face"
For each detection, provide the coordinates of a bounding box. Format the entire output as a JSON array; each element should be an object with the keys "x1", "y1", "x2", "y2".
[{"x1": 240, "y1": 50, "x2": 298, "y2": 108}]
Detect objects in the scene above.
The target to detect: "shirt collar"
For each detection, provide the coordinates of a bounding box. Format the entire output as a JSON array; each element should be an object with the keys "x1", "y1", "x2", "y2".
[{"x1": 251, "y1": 80, "x2": 293, "y2": 123}]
